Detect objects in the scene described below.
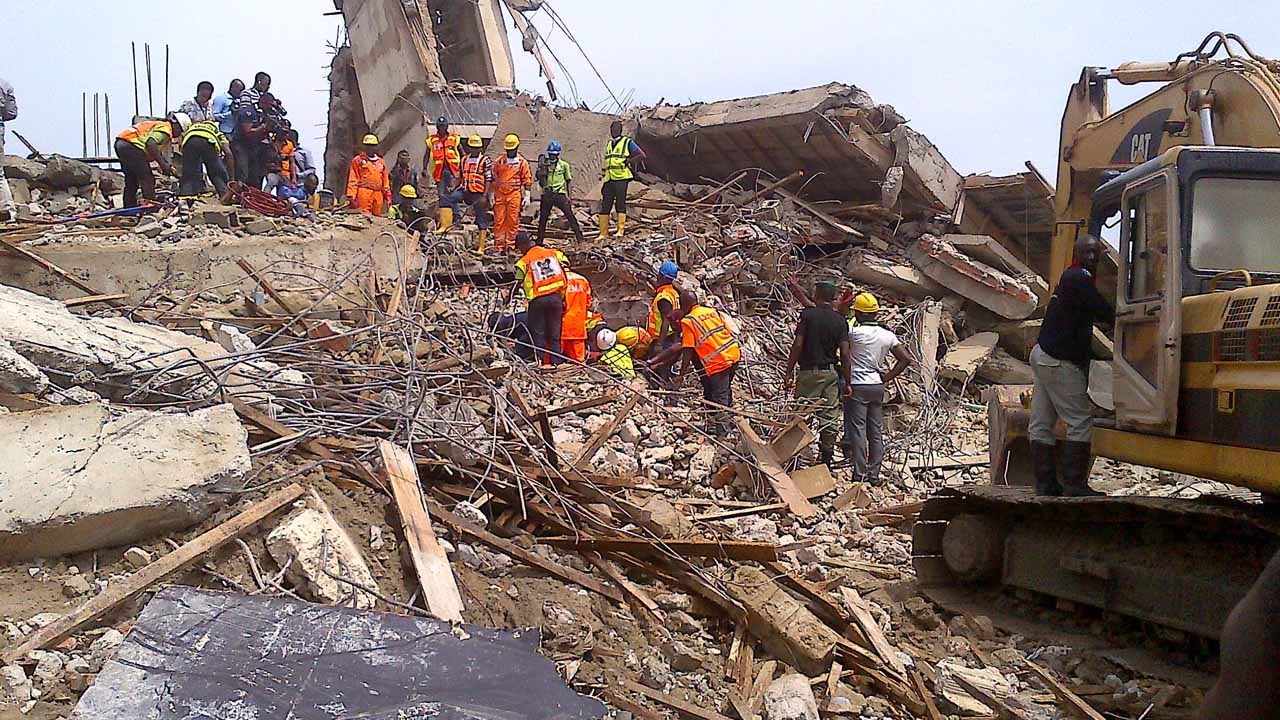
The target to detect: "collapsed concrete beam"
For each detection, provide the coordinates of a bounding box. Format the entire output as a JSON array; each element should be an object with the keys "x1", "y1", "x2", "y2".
[
  {"x1": 267, "y1": 498, "x2": 380, "y2": 609},
  {"x1": 940, "y1": 332, "x2": 999, "y2": 383},
  {"x1": 977, "y1": 347, "x2": 1035, "y2": 385},
  {"x1": 726, "y1": 566, "x2": 840, "y2": 674},
  {"x1": 491, "y1": 99, "x2": 617, "y2": 202},
  {"x1": 844, "y1": 250, "x2": 943, "y2": 301},
  {"x1": 942, "y1": 233, "x2": 1049, "y2": 304},
  {"x1": 0, "y1": 403, "x2": 249, "y2": 560},
  {"x1": 908, "y1": 235, "x2": 1038, "y2": 320}
]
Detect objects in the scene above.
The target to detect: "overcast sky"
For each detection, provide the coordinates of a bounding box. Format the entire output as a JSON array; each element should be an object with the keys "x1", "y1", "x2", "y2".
[{"x1": 4, "y1": 2, "x2": 1278, "y2": 187}]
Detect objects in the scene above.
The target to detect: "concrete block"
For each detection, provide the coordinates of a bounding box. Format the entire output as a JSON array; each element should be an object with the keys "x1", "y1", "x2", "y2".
[
  {"x1": 243, "y1": 218, "x2": 277, "y2": 235},
  {"x1": 0, "y1": 337, "x2": 48, "y2": 395},
  {"x1": 2, "y1": 154, "x2": 45, "y2": 181},
  {"x1": 267, "y1": 501, "x2": 379, "y2": 609},
  {"x1": 909, "y1": 235, "x2": 1037, "y2": 320},
  {"x1": 39, "y1": 156, "x2": 95, "y2": 189},
  {"x1": 977, "y1": 347, "x2": 1034, "y2": 385},
  {"x1": 7, "y1": 178, "x2": 30, "y2": 205},
  {"x1": 727, "y1": 566, "x2": 839, "y2": 674},
  {"x1": 890, "y1": 126, "x2": 963, "y2": 210},
  {"x1": 940, "y1": 332, "x2": 999, "y2": 383},
  {"x1": 943, "y1": 233, "x2": 1049, "y2": 303},
  {"x1": 764, "y1": 674, "x2": 820, "y2": 720},
  {"x1": 843, "y1": 250, "x2": 943, "y2": 301},
  {"x1": 0, "y1": 403, "x2": 249, "y2": 560},
  {"x1": 189, "y1": 203, "x2": 238, "y2": 228}
]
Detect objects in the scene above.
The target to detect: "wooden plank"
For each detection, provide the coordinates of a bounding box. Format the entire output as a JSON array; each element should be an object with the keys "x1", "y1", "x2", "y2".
[
  {"x1": 62, "y1": 293, "x2": 129, "y2": 308},
  {"x1": 623, "y1": 679, "x2": 736, "y2": 720},
  {"x1": 774, "y1": 187, "x2": 865, "y2": 238},
  {"x1": 951, "y1": 673, "x2": 1034, "y2": 720},
  {"x1": 584, "y1": 552, "x2": 658, "y2": 613},
  {"x1": 1, "y1": 483, "x2": 306, "y2": 664},
  {"x1": 825, "y1": 660, "x2": 844, "y2": 701},
  {"x1": 1022, "y1": 659, "x2": 1107, "y2": 720},
  {"x1": 832, "y1": 483, "x2": 873, "y2": 511},
  {"x1": 747, "y1": 660, "x2": 778, "y2": 717},
  {"x1": 694, "y1": 502, "x2": 787, "y2": 522},
  {"x1": 735, "y1": 418, "x2": 816, "y2": 517},
  {"x1": 538, "y1": 392, "x2": 619, "y2": 419},
  {"x1": 0, "y1": 237, "x2": 119, "y2": 302},
  {"x1": 791, "y1": 464, "x2": 836, "y2": 499},
  {"x1": 767, "y1": 416, "x2": 814, "y2": 464},
  {"x1": 602, "y1": 690, "x2": 667, "y2": 720},
  {"x1": 424, "y1": 497, "x2": 625, "y2": 604},
  {"x1": 379, "y1": 441, "x2": 464, "y2": 622},
  {"x1": 543, "y1": 536, "x2": 778, "y2": 562},
  {"x1": 907, "y1": 453, "x2": 989, "y2": 471},
  {"x1": 909, "y1": 668, "x2": 946, "y2": 720},
  {"x1": 572, "y1": 393, "x2": 641, "y2": 469},
  {"x1": 725, "y1": 624, "x2": 747, "y2": 681}
]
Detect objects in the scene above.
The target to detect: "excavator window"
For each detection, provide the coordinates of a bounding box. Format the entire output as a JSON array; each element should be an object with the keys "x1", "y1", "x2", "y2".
[
  {"x1": 1124, "y1": 178, "x2": 1169, "y2": 302},
  {"x1": 1190, "y1": 177, "x2": 1280, "y2": 274}
]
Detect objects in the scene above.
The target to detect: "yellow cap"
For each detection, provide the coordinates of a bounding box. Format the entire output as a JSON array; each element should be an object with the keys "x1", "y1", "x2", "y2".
[
  {"x1": 852, "y1": 292, "x2": 880, "y2": 314},
  {"x1": 467, "y1": 134, "x2": 484, "y2": 148},
  {"x1": 361, "y1": 133, "x2": 379, "y2": 146},
  {"x1": 399, "y1": 184, "x2": 418, "y2": 199},
  {"x1": 503, "y1": 133, "x2": 520, "y2": 150}
]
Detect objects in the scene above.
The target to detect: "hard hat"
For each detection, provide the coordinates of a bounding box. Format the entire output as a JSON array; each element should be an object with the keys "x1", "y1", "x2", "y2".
[
  {"x1": 596, "y1": 328, "x2": 617, "y2": 351},
  {"x1": 503, "y1": 134, "x2": 520, "y2": 150},
  {"x1": 659, "y1": 261, "x2": 679, "y2": 280},
  {"x1": 436, "y1": 116, "x2": 449, "y2": 126},
  {"x1": 361, "y1": 133, "x2": 379, "y2": 146},
  {"x1": 467, "y1": 134, "x2": 484, "y2": 148},
  {"x1": 547, "y1": 140, "x2": 563, "y2": 154},
  {"x1": 400, "y1": 184, "x2": 418, "y2": 199},
  {"x1": 852, "y1": 292, "x2": 880, "y2": 314},
  {"x1": 170, "y1": 112, "x2": 192, "y2": 133},
  {"x1": 615, "y1": 326, "x2": 640, "y2": 348}
]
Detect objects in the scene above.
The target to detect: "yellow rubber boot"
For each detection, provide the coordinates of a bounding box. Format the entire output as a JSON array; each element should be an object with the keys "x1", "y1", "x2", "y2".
[
  {"x1": 437, "y1": 206, "x2": 454, "y2": 233},
  {"x1": 614, "y1": 213, "x2": 627, "y2": 238},
  {"x1": 476, "y1": 229, "x2": 489, "y2": 256},
  {"x1": 595, "y1": 214, "x2": 610, "y2": 241}
]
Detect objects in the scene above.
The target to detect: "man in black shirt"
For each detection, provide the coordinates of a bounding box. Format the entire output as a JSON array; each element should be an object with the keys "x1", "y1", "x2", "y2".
[
  {"x1": 1030, "y1": 234, "x2": 1115, "y2": 497},
  {"x1": 785, "y1": 280, "x2": 853, "y2": 467}
]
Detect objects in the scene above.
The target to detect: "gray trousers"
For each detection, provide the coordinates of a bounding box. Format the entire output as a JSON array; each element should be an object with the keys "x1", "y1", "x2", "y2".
[
  {"x1": 1029, "y1": 344, "x2": 1093, "y2": 443},
  {"x1": 0, "y1": 123, "x2": 13, "y2": 214},
  {"x1": 843, "y1": 383, "x2": 885, "y2": 484}
]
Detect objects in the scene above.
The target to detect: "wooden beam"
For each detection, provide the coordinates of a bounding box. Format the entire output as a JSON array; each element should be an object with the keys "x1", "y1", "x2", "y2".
[
  {"x1": 538, "y1": 392, "x2": 619, "y2": 419},
  {"x1": 734, "y1": 418, "x2": 816, "y2": 517},
  {"x1": 1022, "y1": 659, "x2": 1107, "y2": 720},
  {"x1": 622, "y1": 678, "x2": 736, "y2": 720},
  {"x1": 1, "y1": 484, "x2": 306, "y2": 664},
  {"x1": 543, "y1": 536, "x2": 778, "y2": 562},
  {"x1": 584, "y1": 552, "x2": 659, "y2": 614},
  {"x1": 693, "y1": 502, "x2": 787, "y2": 522},
  {"x1": 909, "y1": 668, "x2": 946, "y2": 720},
  {"x1": 0, "y1": 237, "x2": 120, "y2": 304},
  {"x1": 379, "y1": 441, "x2": 464, "y2": 622},
  {"x1": 62, "y1": 293, "x2": 129, "y2": 308},
  {"x1": 235, "y1": 258, "x2": 315, "y2": 335},
  {"x1": 572, "y1": 393, "x2": 641, "y2": 469}
]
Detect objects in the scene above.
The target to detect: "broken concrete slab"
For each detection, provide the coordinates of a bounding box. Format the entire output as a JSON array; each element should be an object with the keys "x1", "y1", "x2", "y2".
[
  {"x1": 38, "y1": 156, "x2": 95, "y2": 189},
  {"x1": 492, "y1": 98, "x2": 616, "y2": 202},
  {"x1": 0, "y1": 337, "x2": 49, "y2": 395},
  {"x1": 977, "y1": 347, "x2": 1035, "y2": 385},
  {"x1": 908, "y1": 235, "x2": 1037, "y2": 320},
  {"x1": 940, "y1": 332, "x2": 999, "y2": 383},
  {"x1": 727, "y1": 565, "x2": 840, "y2": 674},
  {"x1": 844, "y1": 250, "x2": 943, "y2": 301},
  {"x1": 2, "y1": 155, "x2": 46, "y2": 182},
  {"x1": 889, "y1": 125, "x2": 963, "y2": 211},
  {"x1": 267, "y1": 497, "x2": 380, "y2": 609},
  {"x1": 943, "y1": 233, "x2": 1049, "y2": 303},
  {"x1": 0, "y1": 403, "x2": 249, "y2": 561},
  {"x1": 953, "y1": 170, "x2": 1057, "y2": 284}
]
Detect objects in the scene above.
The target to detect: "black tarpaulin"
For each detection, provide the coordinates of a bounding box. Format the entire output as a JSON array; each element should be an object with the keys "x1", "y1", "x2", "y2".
[{"x1": 71, "y1": 586, "x2": 606, "y2": 720}]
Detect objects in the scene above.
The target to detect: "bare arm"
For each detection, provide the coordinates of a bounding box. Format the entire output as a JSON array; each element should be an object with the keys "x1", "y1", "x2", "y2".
[
  {"x1": 838, "y1": 336, "x2": 853, "y2": 395},
  {"x1": 1200, "y1": 548, "x2": 1280, "y2": 720},
  {"x1": 787, "y1": 277, "x2": 815, "y2": 308},
  {"x1": 784, "y1": 322, "x2": 804, "y2": 387},
  {"x1": 882, "y1": 343, "x2": 914, "y2": 385}
]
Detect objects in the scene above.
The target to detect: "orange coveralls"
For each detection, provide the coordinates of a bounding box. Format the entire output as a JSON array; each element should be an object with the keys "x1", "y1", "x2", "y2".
[
  {"x1": 346, "y1": 153, "x2": 391, "y2": 216},
  {"x1": 560, "y1": 271, "x2": 592, "y2": 362},
  {"x1": 492, "y1": 153, "x2": 532, "y2": 250}
]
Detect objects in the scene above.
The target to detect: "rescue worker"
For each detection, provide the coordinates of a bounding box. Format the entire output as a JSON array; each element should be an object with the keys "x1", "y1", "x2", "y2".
[
  {"x1": 512, "y1": 231, "x2": 569, "y2": 367},
  {"x1": 390, "y1": 149, "x2": 418, "y2": 205},
  {"x1": 344, "y1": 134, "x2": 391, "y2": 216},
  {"x1": 597, "y1": 120, "x2": 646, "y2": 239},
  {"x1": 425, "y1": 117, "x2": 463, "y2": 231},
  {"x1": 493, "y1": 134, "x2": 533, "y2": 252},
  {"x1": 1201, "y1": 547, "x2": 1280, "y2": 720},
  {"x1": 647, "y1": 261, "x2": 682, "y2": 376},
  {"x1": 844, "y1": 292, "x2": 913, "y2": 486},
  {"x1": 647, "y1": 290, "x2": 742, "y2": 437},
  {"x1": 595, "y1": 328, "x2": 636, "y2": 379},
  {"x1": 115, "y1": 112, "x2": 189, "y2": 208},
  {"x1": 784, "y1": 280, "x2": 853, "y2": 468},
  {"x1": 391, "y1": 184, "x2": 429, "y2": 237},
  {"x1": 179, "y1": 117, "x2": 235, "y2": 199},
  {"x1": 560, "y1": 270, "x2": 593, "y2": 362},
  {"x1": 536, "y1": 140, "x2": 584, "y2": 243},
  {"x1": 442, "y1": 135, "x2": 494, "y2": 252},
  {"x1": 616, "y1": 325, "x2": 654, "y2": 360},
  {"x1": 1029, "y1": 234, "x2": 1114, "y2": 497}
]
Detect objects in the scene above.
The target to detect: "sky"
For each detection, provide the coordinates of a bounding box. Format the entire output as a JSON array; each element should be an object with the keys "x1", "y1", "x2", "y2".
[{"x1": 4, "y1": 2, "x2": 1279, "y2": 187}]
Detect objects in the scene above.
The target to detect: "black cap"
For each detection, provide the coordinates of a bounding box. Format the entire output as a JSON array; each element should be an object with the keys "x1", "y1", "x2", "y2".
[{"x1": 436, "y1": 117, "x2": 448, "y2": 126}]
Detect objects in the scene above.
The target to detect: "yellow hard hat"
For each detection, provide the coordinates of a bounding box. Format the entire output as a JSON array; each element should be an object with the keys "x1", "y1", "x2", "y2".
[
  {"x1": 852, "y1": 292, "x2": 880, "y2": 314},
  {"x1": 400, "y1": 184, "x2": 418, "y2": 199},
  {"x1": 503, "y1": 133, "x2": 520, "y2": 150},
  {"x1": 467, "y1": 134, "x2": 484, "y2": 148},
  {"x1": 361, "y1": 133, "x2": 379, "y2": 146},
  {"x1": 616, "y1": 326, "x2": 639, "y2": 347}
]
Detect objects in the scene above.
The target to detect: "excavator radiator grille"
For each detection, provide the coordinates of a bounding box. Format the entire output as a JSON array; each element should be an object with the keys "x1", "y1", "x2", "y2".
[
  {"x1": 1218, "y1": 297, "x2": 1258, "y2": 361},
  {"x1": 1259, "y1": 329, "x2": 1280, "y2": 361},
  {"x1": 1223, "y1": 297, "x2": 1258, "y2": 328},
  {"x1": 1261, "y1": 296, "x2": 1280, "y2": 327}
]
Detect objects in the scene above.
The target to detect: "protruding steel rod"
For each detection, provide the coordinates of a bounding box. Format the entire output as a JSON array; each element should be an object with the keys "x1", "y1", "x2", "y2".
[
  {"x1": 93, "y1": 92, "x2": 100, "y2": 157},
  {"x1": 131, "y1": 42, "x2": 139, "y2": 116},
  {"x1": 81, "y1": 93, "x2": 88, "y2": 157},
  {"x1": 145, "y1": 43, "x2": 153, "y2": 117}
]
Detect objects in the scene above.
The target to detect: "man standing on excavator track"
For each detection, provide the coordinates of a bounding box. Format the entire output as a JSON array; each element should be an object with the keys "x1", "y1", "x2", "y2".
[{"x1": 1029, "y1": 234, "x2": 1114, "y2": 497}]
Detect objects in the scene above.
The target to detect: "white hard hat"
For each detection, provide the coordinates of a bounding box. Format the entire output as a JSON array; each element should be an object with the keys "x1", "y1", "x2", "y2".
[
  {"x1": 171, "y1": 111, "x2": 192, "y2": 133},
  {"x1": 596, "y1": 328, "x2": 617, "y2": 351}
]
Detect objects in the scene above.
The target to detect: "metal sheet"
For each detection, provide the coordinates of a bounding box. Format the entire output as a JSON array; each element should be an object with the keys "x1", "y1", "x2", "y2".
[{"x1": 72, "y1": 587, "x2": 605, "y2": 720}]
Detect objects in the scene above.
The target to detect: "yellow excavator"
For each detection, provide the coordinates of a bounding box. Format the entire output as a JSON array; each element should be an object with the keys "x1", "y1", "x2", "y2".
[{"x1": 914, "y1": 32, "x2": 1280, "y2": 640}]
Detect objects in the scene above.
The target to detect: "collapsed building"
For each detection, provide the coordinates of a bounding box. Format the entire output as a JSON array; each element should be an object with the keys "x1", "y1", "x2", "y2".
[{"x1": 0, "y1": 5, "x2": 1216, "y2": 720}]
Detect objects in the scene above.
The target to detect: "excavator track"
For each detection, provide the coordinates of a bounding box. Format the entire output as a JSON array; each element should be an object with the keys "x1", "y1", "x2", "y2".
[{"x1": 912, "y1": 486, "x2": 1280, "y2": 639}]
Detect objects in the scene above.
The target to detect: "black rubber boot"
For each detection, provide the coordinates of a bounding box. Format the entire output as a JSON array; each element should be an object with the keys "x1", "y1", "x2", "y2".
[
  {"x1": 819, "y1": 445, "x2": 835, "y2": 468},
  {"x1": 1031, "y1": 441, "x2": 1062, "y2": 496},
  {"x1": 1060, "y1": 440, "x2": 1103, "y2": 497}
]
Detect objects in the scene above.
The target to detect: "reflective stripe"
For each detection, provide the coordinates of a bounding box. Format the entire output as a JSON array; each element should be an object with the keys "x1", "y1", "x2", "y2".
[
  {"x1": 181, "y1": 121, "x2": 227, "y2": 152},
  {"x1": 682, "y1": 305, "x2": 740, "y2": 376},
  {"x1": 648, "y1": 284, "x2": 678, "y2": 338},
  {"x1": 461, "y1": 155, "x2": 489, "y2": 192},
  {"x1": 429, "y1": 133, "x2": 463, "y2": 179},
  {"x1": 517, "y1": 246, "x2": 568, "y2": 299},
  {"x1": 604, "y1": 135, "x2": 634, "y2": 181},
  {"x1": 118, "y1": 120, "x2": 172, "y2": 153}
]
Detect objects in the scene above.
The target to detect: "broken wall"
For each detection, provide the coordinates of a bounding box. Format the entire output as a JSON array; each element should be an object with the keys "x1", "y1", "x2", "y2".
[{"x1": 490, "y1": 98, "x2": 617, "y2": 202}]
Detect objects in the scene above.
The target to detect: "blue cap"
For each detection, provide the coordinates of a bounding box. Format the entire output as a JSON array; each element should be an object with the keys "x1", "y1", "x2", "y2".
[
  {"x1": 659, "y1": 261, "x2": 679, "y2": 279},
  {"x1": 547, "y1": 140, "x2": 562, "y2": 154}
]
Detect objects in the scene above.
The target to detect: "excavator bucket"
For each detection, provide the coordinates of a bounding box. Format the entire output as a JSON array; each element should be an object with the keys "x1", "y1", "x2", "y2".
[{"x1": 986, "y1": 385, "x2": 1036, "y2": 487}]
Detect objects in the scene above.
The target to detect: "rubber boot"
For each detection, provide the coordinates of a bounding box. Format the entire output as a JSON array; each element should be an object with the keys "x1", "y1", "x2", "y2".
[
  {"x1": 819, "y1": 445, "x2": 835, "y2": 469},
  {"x1": 614, "y1": 213, "x2": 627, "y2": 238},
  {"x1": 476, "y1": 229, "x2": 489, "y2": 256},
  {"x1": 595, "y1": 214, "x2": 610, "y2": 241},
  {"x1": 1060, "y1": 440, "x2": 1103, "y2": 497},
  {"x1": 437, "y1": 207, "x2": 454, "y2": 233},
  {"x1": 1030, "y1": 441, "x2": 1062, "y2": 496}
]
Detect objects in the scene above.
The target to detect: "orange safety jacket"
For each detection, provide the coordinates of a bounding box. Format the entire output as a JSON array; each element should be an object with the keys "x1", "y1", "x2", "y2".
[
  {"x1": 494, "y1": 154, "x2": 533, "y2": 192},
  {"x1": 461, "y1": 154, "x2": 492, "y2": 193},
  {"x1": 681, "y1": 305, "x2": 741, "y2": 377},
  {"x1": 346, "y1": 154, "x2": 390, "y2": 206},
  {"x1": 118, "y1": 120, "x2": 173, "y2": 154},
  {"x1": 561, "y1": 271, "x2": 592, "y2": 340},
  {"x1": 516, "y1": 245, "x2": 569, "y2": 300},
  {"x1": 648, "y1": 284, "x2": 679, "y2": 339},
  {"x1": 428, "y1": 132, "x2": 463, "y2": 181}
]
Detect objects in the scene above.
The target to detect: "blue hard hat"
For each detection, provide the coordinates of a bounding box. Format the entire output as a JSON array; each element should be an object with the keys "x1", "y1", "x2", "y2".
[
  {"x1": 547, "y1": 140, "x2": 562, "y2": 154},
  {"x1": 659, "y1": 261, "x2": 679, "y2": 279}
]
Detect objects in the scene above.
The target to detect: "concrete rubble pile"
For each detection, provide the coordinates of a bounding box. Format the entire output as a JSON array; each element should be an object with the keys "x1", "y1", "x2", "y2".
[
  {"x1": 0, "y1": 37, "x2": 1201, "y2": 720},
  {"x1": 0, "y1": 153, "x2": 123, "y2": 221}
]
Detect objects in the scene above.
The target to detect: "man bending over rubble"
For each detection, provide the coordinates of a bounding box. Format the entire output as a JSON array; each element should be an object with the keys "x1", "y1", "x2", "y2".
[
  {"x1": 646, "y1": 290, "x2": 742, "y2": 437},
  {"x1": 512, "y1": 232, "x2": 570, "y2": 368}
]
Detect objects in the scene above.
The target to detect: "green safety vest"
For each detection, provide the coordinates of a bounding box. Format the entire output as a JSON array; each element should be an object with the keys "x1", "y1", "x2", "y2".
[
  {"x1": 182, "y1": 121, "x2": 228, "y2": 152},
  {"x1": 604, "y1": 135, "x2": 634, "y2": 182},
  {"x1": 543, "y1": 159, "x2": 572, "y2": 194}
]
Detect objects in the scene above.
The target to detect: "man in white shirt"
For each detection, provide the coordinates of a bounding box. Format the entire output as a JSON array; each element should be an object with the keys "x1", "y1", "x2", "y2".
[
  {"x1": 0, "y1": 76, "x2": 16, "y2": 222},
  {"x1": 843, "y1": 292, "x2": 913, "y2": 486}
]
